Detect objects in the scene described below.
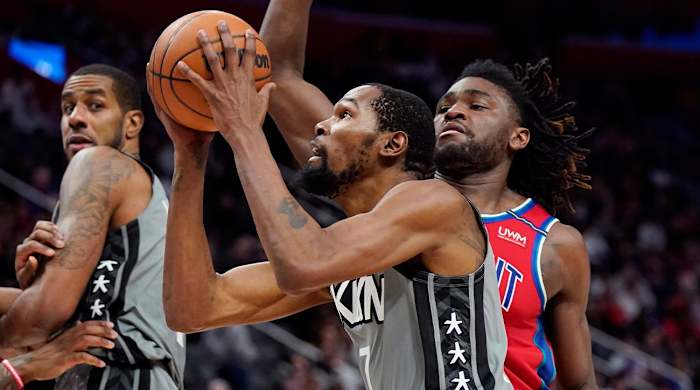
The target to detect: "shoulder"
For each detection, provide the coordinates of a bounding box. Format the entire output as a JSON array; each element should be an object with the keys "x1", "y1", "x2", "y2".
[
  {"x1": 61, "y1": 146, "x2": 149, "y2": 201},
  {"x1": 543, "y1": 222, "x2": 590, "y2": 298},
  {"x1": 546, "y1": 222, "x2": 586, "y2": 259},
  {"x1": 66, "y1": 146, "x2": 136, "y2": 177},
  {"x1": 382, "y1": 178, "x2": 465, "y2": 207},
  {"x1": 377, "y1": 179, "x2": 469, "y2": 214},
  {"x1": 374, "y1": 179, "x2": 470, "y2": 229}
]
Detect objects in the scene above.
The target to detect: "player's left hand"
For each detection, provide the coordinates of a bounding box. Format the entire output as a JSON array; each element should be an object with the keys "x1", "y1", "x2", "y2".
[
  {"x1": 178, "y1": 22, "x2": 276, "y2": 146},
  {"x1": 16, "y1": 320, "x2": 117, "y2": 382}
]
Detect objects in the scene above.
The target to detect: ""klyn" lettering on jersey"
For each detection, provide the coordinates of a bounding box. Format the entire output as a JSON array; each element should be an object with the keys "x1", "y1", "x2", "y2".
[
  {"x1": 331, "y1": 274, "x2": 385, "y2": 327},
  {"x1": 497, "y1": 226, "x2": 527, "y2": 247}
]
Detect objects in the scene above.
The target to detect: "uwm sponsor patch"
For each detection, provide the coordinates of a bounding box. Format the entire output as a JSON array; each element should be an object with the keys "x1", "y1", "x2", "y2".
[
  {"x1": 331, "y1": 274, "x2": 384, "y2": 327},
  {"x1": 497, "y1": 226, "x2": 527, "y2": 247}
]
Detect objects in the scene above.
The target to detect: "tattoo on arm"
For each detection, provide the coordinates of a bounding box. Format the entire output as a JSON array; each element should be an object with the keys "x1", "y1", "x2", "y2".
[
  {"x1": 276, "y1": 197, "x2": 308, "y2": 229},
  {"x1": 457, "y1": 232, "x2": 485, "y2": 255},
  {"x1": 55, "y1": 154, "x2": 134, "y2": 270}
]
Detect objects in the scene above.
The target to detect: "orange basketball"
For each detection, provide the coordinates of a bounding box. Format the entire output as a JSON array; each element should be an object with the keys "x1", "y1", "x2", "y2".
[{"x1": 148, "y1": 10, "x2": 271, "y2": 131}]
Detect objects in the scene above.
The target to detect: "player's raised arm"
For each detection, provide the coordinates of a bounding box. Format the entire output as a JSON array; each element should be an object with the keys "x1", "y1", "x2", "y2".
[
  {"x1": 260, "y1": 0, "x2": 333, "y2": 165},
  {"x1": 150, "y1": 94, "x2": 330, "y2": 333},
  {"x1": 179, "y1": 30, "x2": 483, "y2": 293}
]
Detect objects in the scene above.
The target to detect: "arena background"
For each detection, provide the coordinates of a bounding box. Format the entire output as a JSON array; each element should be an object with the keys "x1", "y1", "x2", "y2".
[{"x1": 0, "y1": 0, "x2": 698, "y2": 388}]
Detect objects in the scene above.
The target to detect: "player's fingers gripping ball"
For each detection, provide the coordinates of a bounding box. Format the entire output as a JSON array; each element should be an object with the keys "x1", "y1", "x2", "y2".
[{"x1": 147, "y1": 10, "x2": 272, "y2": 131}]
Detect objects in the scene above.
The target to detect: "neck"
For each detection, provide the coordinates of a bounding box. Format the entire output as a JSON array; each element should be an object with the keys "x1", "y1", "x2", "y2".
[
  {"x1": 435, "y1": 160, "x2": 526, "y2": 214},
  {"x1": 336, "y1": 168, "x2": 416, "y2": 216},
  {"x1": 120, "y1": 143, "x2": 140, "y2": 160}
]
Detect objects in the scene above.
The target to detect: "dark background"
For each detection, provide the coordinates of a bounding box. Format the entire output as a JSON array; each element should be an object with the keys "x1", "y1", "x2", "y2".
[{"x1": 0, "y1": 0, "x2": 698, "y2": 388}]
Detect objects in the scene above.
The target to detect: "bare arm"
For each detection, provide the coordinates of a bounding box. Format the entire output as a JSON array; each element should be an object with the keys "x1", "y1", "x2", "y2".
[
  {"x1": 0, "y1": 288, "x2": 20, "y2": 316},
  {"x1": 242, "y1": 176, "x2": 464, "y2": 294},
  {"x1": 260, "y1": 0, "x2": 333, "y2": 164},
  {"x1": 0, "y1": 147, "x2": 129, "y2": 349},
  {"x1": 545, "y1": 224, "x2": 598, "y2": 390},
  {"x1": 179, "y1": 31, "x2": 478, "y2": 295},
  {"x1": 162, "y1": 137, "x2": 330, "y2": 332}
]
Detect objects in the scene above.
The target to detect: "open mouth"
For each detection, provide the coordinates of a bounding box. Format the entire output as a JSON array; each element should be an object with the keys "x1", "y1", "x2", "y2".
[
  {"x1": 308, "y1": 143, "x2": 325, "y2": 164},
  {"x1": 67, "y1": 135, "x2": 95, "y2": 152}
]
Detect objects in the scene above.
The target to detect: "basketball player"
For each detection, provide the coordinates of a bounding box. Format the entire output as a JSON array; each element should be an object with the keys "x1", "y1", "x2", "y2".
[
  {"x1": 259, "y1": 1, "x2": 597, "y2": 389},
  {"x1": 0, "y1": 64, "x2": 185, "y2": 389},
  {"x1": 154, "y1": 26, "x2": 512, "y2": 389},
  {"x1": 0, "y1": 286, "x2": 117, "y2": 389}
]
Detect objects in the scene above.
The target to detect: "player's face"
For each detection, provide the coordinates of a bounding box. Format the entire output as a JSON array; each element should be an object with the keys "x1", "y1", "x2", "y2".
[
  {"x1": 60, "y1": 75, "x2": 126, "y2": 160},
  {"x1": 433, "y1": 77, "x2": 520, "y2": 179},
  {"x1": 297, "y1": 85, "x2": 382, "y2": 197}
]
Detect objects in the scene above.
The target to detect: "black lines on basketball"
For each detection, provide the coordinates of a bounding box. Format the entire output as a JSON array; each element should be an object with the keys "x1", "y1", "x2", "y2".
[
  {"x1": 149, "y1": 10, "x2": 272, "y2": 131},
  {"x1": 156, "y1": 11, "x2": 204, "y2": 120}
]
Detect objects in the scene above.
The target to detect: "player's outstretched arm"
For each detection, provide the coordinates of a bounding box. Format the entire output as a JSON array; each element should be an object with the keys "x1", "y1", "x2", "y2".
[
  {"x1": 544, "y1": 224, "x2": 598, "y2": 390},
  {"x1": 260, "y1": 0, "x2": 333, "y2": 165},
  {"x1": 0, "y1": 147, "x2": 131, "y2": 350},
  {"x1": 150, "y1": 93, "x2": 330, "y2": 333}
]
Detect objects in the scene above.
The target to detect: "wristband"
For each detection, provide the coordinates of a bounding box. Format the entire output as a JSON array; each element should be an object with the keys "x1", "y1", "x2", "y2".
[{"x1": 1, "y1": 359, "x2": 23, "y2": 390}]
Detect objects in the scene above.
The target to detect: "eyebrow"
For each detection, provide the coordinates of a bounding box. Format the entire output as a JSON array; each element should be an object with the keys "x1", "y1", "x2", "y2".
[
  {"x1": 61, "y1": 88, "x2": 108, "y2": 100},
  {"x1": 438, "y1": 89, "x2": 493, "y2": 103},
  {"x1": 338, "y1": 97, "x2": 360, "y2": 109},
  {"x1": 462, "y1": 89, "x2": 492, "y2": 99}
]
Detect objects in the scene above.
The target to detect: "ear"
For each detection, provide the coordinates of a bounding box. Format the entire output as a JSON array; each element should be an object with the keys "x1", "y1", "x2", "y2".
[
  {"x1": 379, "y1": 131, "x2": 408, "y2": 158},
  {"x1": 123, "y1": 110, "x2": 145, "y2": 139},
  {"x1": 509, "y1": 126, "x2": 529, "y2": 151}
]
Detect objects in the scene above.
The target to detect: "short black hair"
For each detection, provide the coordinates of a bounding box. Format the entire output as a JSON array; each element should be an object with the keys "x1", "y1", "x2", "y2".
[
  {"x1": 70, "y1": 64, "x2": 141, "y2": 112},
  {"x1": 366, "y1": 83, "x2": 435, "y2": 179},
  {"x1": 458, "y1": 58, "x2": 592, "y2": 214}
]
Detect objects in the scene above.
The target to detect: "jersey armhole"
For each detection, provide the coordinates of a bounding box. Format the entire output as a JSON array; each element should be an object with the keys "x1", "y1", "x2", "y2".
[{"x1": 533, "y1": 217, "x2": 559, "y2": 310}]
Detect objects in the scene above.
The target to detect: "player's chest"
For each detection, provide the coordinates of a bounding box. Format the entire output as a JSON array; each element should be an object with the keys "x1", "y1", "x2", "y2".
[{"x1": 485, "y1": 223, "x2": 549, "y2": 314}]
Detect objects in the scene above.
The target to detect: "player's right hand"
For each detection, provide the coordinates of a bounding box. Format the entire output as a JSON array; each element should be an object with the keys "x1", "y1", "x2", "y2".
[
  {"x1": 15, "y1": 220, "x2": 64, "y2": 289},
  {"x1": 16, "y1": 320, "x2": 117, "y2": 382},
  {"x1": 146, "y1": 63, "x2": 215, "y2": 149}
]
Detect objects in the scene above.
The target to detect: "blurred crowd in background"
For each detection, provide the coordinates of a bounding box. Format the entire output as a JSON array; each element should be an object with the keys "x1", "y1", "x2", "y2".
[{"x1": 0, "y1": 0, "x2": 698, "y2": 388}]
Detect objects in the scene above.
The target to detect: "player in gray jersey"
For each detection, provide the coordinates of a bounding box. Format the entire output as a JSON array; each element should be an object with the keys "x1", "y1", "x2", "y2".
[
  {"x1": 154, "y1": 26, "x2": 510, "y2": 389},
  {"x1": 0, "y1": 64, "x2": 185, "y2": 389}
]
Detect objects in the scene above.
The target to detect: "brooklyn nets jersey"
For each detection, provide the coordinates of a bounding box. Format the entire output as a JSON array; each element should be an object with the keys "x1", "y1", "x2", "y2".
[
  {"x1": 54, "y1": 157, "x2": 186, "y2": 389},
  {"x1": 330, "y1": 202, "x2": 511, "y2": 390}
]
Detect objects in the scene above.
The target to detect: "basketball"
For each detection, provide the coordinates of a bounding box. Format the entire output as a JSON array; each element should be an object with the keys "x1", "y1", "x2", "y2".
[{"x1": 147, "y1": 10, "x2": 272, "y2": 131}]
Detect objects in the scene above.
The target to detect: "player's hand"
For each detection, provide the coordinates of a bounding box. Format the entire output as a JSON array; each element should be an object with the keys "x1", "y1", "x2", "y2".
[
  {"x1": 177, "y1": 22, "x2": 276, "y2": 145},
  {"x1": 146, "y1": 66, "x2": 215, "y2": 150},
  {"x1": 14, "y1": 320, "x2": 117, "y2": 382},
  {"x1": 15, "y1": 220, "x2": 64, "y2": 289}
]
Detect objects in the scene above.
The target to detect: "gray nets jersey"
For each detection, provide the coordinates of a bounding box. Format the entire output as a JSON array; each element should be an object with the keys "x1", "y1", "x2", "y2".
[
  {"x1": 54, "y1": 159, "x2": 186, "y2": 390},
  {"x1": 330, "y1": 203, "x2": 511, "y2": 390}
]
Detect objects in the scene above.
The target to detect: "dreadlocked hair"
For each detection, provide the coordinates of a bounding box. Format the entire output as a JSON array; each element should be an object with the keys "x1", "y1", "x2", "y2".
[{"x1": 459, "y1": 58, "x2": 593, "y2": 214}]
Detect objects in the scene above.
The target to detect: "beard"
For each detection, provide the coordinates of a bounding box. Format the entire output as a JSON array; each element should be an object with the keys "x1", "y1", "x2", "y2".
[
  {"x1": 434, "y1": 131, "x2": 508, "y2": 180},
  {"x1": 294, "y1": 138, "x2": 373, "y2": 198}
]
